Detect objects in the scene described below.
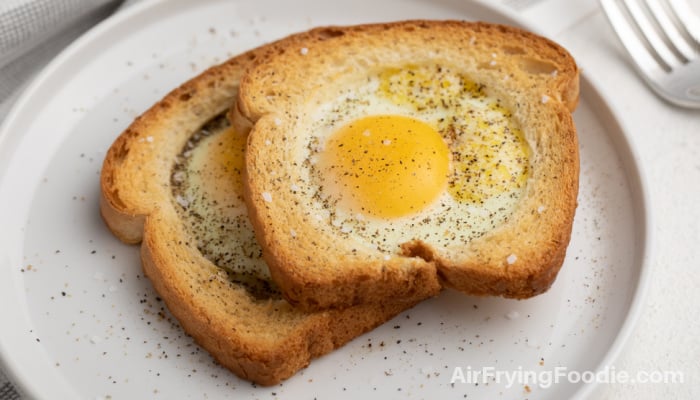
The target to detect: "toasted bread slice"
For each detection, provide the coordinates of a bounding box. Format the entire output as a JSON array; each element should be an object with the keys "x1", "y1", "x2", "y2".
[
  {"x1": 99, "y1": 41, "x2": 422, "y2": 385},
  {"x1": 236, "y1": 20, "x2": 580, "y2": 311}
]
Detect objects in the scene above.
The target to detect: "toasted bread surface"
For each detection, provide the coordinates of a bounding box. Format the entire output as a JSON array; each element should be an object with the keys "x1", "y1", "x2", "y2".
[
  {"x1": 99, "y1": 40, "x2": 421, "y2": 385},
  {"x1": 237, "y1": 20, "x2": 580, "y2": 311}
]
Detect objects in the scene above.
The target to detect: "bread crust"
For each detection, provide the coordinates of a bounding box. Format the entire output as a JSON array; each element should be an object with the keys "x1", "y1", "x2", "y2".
[
  {"x1": 237, "y1": 20, "x2": 580, "y2": 310},
  {"x1": 99, "y1": 40, "x2": 420, "y2": 385}
]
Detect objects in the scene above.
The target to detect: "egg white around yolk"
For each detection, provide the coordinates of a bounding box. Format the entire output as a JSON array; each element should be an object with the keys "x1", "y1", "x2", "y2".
[
  {"x1": 319, "y1": 114, "x2": 449, "y2": 218},
  {"x1": 176, "y1": 122, "x2": 277, "y2": 297},
  {"x1": 305, "y1": 64, "x2": 530, "y2": 253}
]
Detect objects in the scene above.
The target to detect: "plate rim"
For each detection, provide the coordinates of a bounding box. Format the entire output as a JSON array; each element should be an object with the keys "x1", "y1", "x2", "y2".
[{"x1": 0, "y1": 0, "x2": 653, "y2": 398}]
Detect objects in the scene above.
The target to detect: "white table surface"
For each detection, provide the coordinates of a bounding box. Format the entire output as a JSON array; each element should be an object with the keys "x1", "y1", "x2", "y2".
[{"x1": 1, "y1": 0, "x2": 699, "y2": 398}]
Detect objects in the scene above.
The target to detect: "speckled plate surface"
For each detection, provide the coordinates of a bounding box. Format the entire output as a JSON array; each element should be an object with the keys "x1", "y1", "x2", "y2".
[{"x1": 0, "y1": 0, "x2": 651, "y2": 399}]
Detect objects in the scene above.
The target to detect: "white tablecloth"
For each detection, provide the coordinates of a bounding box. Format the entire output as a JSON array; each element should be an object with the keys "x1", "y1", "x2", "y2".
[{"x1": 1, "y1": 0, "x2": 699, "y2": 398}]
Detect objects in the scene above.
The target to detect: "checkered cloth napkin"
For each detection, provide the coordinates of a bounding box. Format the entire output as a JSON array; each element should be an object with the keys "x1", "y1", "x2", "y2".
[
  {"x1": 1, "y1": 2, "x2": 129, "y2": 399},
  {"x1": 0, "y1": 0, "x2": 124, "y2": 119},
  {"x1": 0, "y1": 370, "x2": 20, "y2": 400}
]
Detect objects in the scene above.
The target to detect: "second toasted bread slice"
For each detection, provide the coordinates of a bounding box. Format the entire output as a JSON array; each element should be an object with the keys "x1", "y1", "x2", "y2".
[
  {"x1": 100, "y1": 39, "x2": 423, "y2": 385},
  {"x1": 236, "y1": 20, "x2": 580, "y2": 311}
]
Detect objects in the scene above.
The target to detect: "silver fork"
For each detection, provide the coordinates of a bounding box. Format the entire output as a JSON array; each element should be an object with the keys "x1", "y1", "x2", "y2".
[{"x1": 600, "y1": 0, "x2": 700, "y2": 108}]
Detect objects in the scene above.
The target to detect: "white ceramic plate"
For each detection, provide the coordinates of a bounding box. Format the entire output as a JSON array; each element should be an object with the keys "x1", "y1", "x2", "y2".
[{"x1": 0, "y1": 0, "x2": 651, "y2": 399}]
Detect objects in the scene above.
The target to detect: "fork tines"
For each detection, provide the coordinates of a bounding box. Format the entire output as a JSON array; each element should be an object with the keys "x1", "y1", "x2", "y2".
[{"x1": 601, "y1": 0, "x2": 700, "y2": 107}]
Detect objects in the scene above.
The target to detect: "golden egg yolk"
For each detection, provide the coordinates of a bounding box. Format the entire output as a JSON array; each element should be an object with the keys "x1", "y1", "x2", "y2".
[
  {"x1": 201, "y1": 126, "x2": 246, "y2": 202},
  {"x1": 320, "y1": 115, "x2": 449, "y2": 218}
]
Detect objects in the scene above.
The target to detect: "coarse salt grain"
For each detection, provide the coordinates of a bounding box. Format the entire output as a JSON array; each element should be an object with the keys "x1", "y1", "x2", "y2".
[
  {"x1": 300, "y1": 47, "x2": 308, "y2": 55},
  {"x1": 506, "y1": 254, "x2": 517, "y2": 264},
  {"x1": 145, "y1": 136, "x2": 154, "y2": 143},
  {"x1": 383, "y1": 254, "x2": 391, "y2": 261},
  {"x1": 382, "y1": 139, "x2": 392, "y2": 145},
  {"x1": 273, "y1": 117, "x2": 282, "y2": 126},
  {"x1": 537, "y1": 205, "x2": 546, "y2": 214},
  {"x1": 172, "y1": 171, "x2": 185, "y2": 183},
  {"x1": 262, "y1": 192, "x2": 272, "y2": 202},
  {"x1": 505, "y1": 310, "x2": 520, "y2": 320},
  {"x1": 290, "y1": 184, "x2": 300, "y2": 192},
  {"x1": 340, "y1": 225, "x2": 352, "y2": 233},
  {"x1": 290, "y1": 229, "x2": 297, "y2": 238},
  {"x1": 265, "y1": 139, "x2": 271, "y2": 146},
  {"x1": 362, "y1": 129, "x2": 371, "y2": 136},
  {"x1": 541, "y1": 95, "x2": 550, "y2": 104},
  {"x1": 175, "y1": 194, "x2": 190, "y2": 208},
  {"x1": 489, "y1": 60, "x2": 497, "y2": 66}
]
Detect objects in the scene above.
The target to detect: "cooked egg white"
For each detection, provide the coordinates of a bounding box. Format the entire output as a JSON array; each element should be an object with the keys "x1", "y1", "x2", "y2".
[
  {"x1": 305, "y1": 64, "x2": 530, "y2": 253},
  {"x1": 174, "y1": 119, "x2": 277, "y2": 299}
]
